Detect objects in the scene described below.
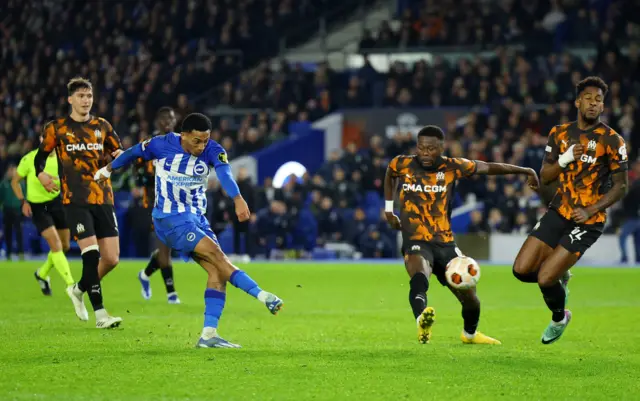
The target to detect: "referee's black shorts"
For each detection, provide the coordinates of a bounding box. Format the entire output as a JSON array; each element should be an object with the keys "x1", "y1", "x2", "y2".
[{"x1": 30, "y1": 197, "x2": 68, "y2": 233}]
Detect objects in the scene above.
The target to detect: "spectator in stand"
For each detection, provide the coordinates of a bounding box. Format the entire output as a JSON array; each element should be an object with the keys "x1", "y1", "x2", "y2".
[
  {"x1": 619, "y1": 161, "x2": 640, "y2": 264},
  {"x1": 254, "y1": 200, "x2": 293, "y2": 257},
  {"x1": 467, "y1": 210, "x2": 490, "y2": 236},
  {"x1": 315, "y1": 197, "x2": 343, "y2": 245}
]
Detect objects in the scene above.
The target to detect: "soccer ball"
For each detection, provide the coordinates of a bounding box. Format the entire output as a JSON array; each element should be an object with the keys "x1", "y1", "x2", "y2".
[{"x1": 445, "y1": 256, "x2": 481, "y2": 289}]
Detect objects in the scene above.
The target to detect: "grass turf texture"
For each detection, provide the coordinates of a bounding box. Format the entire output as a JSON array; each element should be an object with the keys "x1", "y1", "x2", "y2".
[{"x1": 1, "y1": 261, "x2": 639, "y2": 401}]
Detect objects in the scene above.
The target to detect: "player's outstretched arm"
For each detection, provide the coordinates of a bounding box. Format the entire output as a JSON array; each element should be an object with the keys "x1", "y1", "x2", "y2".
[
  {"x1": 94, "y1": 143, "x2": 145, "y2": 182},
  {"x1": 474, "y1": 161, "x2": 540, "y2": 191}
]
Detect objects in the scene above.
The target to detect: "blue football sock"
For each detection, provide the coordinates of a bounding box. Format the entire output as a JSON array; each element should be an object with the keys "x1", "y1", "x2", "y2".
[
  {"x1": 229, "y1": 270, "x2": 262, "y2": 298},
  {"x1": 204, "y1": 289, "x2": 226, "y2": 329}
]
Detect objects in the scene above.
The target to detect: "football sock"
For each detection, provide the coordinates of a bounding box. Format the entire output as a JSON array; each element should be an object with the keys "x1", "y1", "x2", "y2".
[
  {"x1": 462, "y1": 306, "x2": 480, "y2": 335},
  {"x1": 229, "y1": 270, "x2": 262, "y2": 298},
  {"x1": 203, "y1": 289, "x2": 226, "y2": 339},
  {"x1": 37, "y1": 253, "x2": 54, "y2": 279},
  {"x1": 409, "y1": 273, "x2": 429, "y2": 319},
  {"x1": 161, "y1": 266, "x2": 176, "y2": 294},
  {"x1": 51, "y1": 250, "x2": 74, "y2": 286},
  {"x1": 512, "y1": 268, "x2": 538, "y2": 283},
  {"x1": 78, "y1": 246, "x2": 103, "y2": 311},
  {"x1": 144, "y1": 249, "x2": 160, "y2": 277},
  {"x1": 540, "y1": 282, "x2": 566, "y2": 322}
]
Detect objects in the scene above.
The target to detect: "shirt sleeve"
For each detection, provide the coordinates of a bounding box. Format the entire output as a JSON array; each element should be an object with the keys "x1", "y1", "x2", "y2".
[
  {"x1": 608, "y1": 134, "x2": 629, "y2": 173},
  {"x1": 207, "y1": 143, "x2": 230, "y2": 169},
  {"x1": 544, "y1": 126, "x2": 559, "y2": 164},
  {"x1": 140, "y1": 136, "x2": 161, "y2": 160},
  {"x1": 40, "y1": 122, "x2": 58, "y2": 153},
  {"x1": 388, "y1": 156, "x2": 405, "y2": 177},
  {"x1": 102, "y1": 119, "x2": 123, "y2": 154},
  {"x1": 111, "y1": 143, "x2": 145, "y2": 170},
  {"x1": 16, "y1": 153, "x2": 33, "y2": 178},
  {"x1": 453, "y1": 158, "x2": 477, "y2": 178}
]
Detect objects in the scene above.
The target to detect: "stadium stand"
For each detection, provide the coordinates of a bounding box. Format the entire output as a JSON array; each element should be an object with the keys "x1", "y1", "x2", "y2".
[{"x1": 1, "y1": 0, "x2": 639, "y2": 260}]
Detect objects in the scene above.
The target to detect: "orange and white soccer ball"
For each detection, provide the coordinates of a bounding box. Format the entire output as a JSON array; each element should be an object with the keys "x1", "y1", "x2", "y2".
[{"x1": 445, "y1": 256, "x2": 481, "y2": 289}]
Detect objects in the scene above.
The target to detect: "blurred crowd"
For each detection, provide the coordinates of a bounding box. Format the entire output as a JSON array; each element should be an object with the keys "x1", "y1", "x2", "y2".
[
  {"x1": 361, "y1": 0, "x2": 640, "y2": 50},
  {"x1": 1, "y1": 0, "x2": 639, "y2": 260},
  {"x1": 0, "y1": 0, "x2": 353, "y2": 171}
]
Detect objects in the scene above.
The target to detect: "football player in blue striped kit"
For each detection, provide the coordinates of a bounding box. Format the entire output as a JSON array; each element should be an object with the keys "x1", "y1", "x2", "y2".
[{"x1": 95, "y1": 113, "x2": 283, "y2": 348}]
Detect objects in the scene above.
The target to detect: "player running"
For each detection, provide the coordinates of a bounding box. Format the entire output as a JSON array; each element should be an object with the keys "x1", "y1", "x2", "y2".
[
  {"x1": 385, "y1": 125, "x2": 540, "y2": 345},
  {"x1": 513, "y1": 76, "x2": 629, "y2": 344},
  {"x1": 11, "y1": 137, "x2": 76, "y2": 298},
  {"x1": 94, "y1": 113, "x2": 283, "y2": 348},
  {"x1": 135, "y1": 107, "x2": 181, "y2": 304},
  {"x1": 34, "y1": 77, "x2": 123, "y2": 328}
]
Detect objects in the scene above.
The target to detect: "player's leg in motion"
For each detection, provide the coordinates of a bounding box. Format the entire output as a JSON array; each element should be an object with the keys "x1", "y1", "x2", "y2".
[
  {"x1": 138, "y1": 243, "x2": 180, "y2": 304},
  {"x1": 404, "y1": 254, "x2": 435, "y2": 344},
  {"x1": 68, "y1": 235, "x2": 121, "y2": 328},
  {"x1": 449, "y1": 287, "x2": 501, "y2": 345},
  {"x1": 35, "y1": 227, "x2": 75, "y2": 296},
  {"x1": 536, "y1": 247, "x2": 576, "y2": 344},
  {"x1": 192, "y1": 236, "x2": 283, "y2": 348},
  {"x1": 97, "y1": 237, "x2": 119, "y2": 280},
  {"x1": 514, "y1": 234, "x2": 573, "y2": 297}
]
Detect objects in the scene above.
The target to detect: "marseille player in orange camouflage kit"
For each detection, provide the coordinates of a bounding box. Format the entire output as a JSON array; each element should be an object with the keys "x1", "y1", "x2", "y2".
[
  {"x1": 34, "y1": 77, "x2": 123, "y2": 329},
  {"x1": 385, "y1": 125, "x2": 540, "y2": 344},
  {"x1": 513, "y1": 77, "x2": 629, "y2": 344}
]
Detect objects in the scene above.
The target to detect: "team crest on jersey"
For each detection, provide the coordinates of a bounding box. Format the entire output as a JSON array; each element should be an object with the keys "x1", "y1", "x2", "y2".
[
  {"x1": 436, "y1": 172, "x2": 445, "y2": 181},
  {"x1": 194, "y1": 161, "x2": 209, "y2": 176},
  {"x1": 619, "y1": 145, "x2": 628, "y2": 160},
  {"x1": 94, "y1": 129, "x2": 102, "y2": 140},
  {"x1": 218, "y1": 152, "x2": 228, "y2": 164},
  {"x1": 587, "y1": 140, "x2": 597, "y2": 151}
]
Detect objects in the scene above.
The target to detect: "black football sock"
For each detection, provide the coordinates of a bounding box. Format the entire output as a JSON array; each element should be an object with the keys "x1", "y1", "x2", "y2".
[
  {"x1": 512, "y1": 267, "x2": 538, "y2": 283},
  {"x1": 540, "y1": 282, "x2": 566, "y2": 322},
  {"x1": 409, "y1": 273, "x2": 429, "y2": 319},
  {"x1": 144, "y1": 249, "x2": 160, "y2": 277},
  {"x1": 79, "y1": 247, "x2": 103, "y2": 311},
  {"x1": 462, "y1": 306, "x2": 480, "y2": 335},
  {"x1": 161, "y1": 266, "x2": 176, "y2": 294}
]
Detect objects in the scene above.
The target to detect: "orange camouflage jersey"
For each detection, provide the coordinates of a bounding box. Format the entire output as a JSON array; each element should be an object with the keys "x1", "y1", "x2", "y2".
[
  {"x1": 545, "y1": 121, "x2": 628, "y2": 225},
  {"x1": 389, "y1": 155, "x2": 477, "y2": 243},
  {"x1": 40, "y1": 116, "x2": 122, "y2": 205}
]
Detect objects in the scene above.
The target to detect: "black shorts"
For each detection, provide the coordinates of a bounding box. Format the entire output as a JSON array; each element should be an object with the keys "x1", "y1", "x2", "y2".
[
  {"x1": 30, "y1": 198, "x2": 68, "y2": 233},
  {"x1": 530, "y1": 208, "x2": 603, "y2": 257},
  {"x1": 66, "y1": 204, "x2": 119, "y2": 240},
  {"x1": 402, "y1": 239, "x2": 463, "y2": 286}
]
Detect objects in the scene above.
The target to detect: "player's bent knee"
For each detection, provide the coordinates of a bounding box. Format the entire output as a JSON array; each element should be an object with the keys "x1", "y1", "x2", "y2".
[
  {"x1": 512, "y1": 264, "x2": 528, "y2": 280},
  {"x1": 537, "y1": 272, "x2": 556, "y2": 288},
  {"x1": 102, "y1": 254, "x2": 120, "y2": 269}
]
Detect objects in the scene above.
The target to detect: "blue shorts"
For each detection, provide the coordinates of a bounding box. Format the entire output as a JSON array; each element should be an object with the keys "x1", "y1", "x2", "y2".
[{"x1": 153, "y1": 213, "x2": 218, "y2": 261}]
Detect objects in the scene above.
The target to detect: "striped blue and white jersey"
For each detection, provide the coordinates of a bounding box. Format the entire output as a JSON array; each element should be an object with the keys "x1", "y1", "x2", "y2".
[{"x1": 139, "y1": 132, "x2": 229, "y2": 219}]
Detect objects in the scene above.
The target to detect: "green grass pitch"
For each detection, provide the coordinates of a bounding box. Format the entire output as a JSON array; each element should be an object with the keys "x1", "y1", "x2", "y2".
[{"x1": 1, "y1": 260, "x2": 639, "y2": 401}]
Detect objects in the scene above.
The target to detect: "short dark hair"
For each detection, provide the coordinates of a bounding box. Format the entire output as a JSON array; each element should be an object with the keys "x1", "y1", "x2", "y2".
[
  {"x1": 156, "y1": 106, "x2": 174, "y2": 117},
  {"x1": 67, "y1": 77, "x2": 92, "y2": 96},
  {"x1": 417, "y1": 125, "x2": 445, "y2": 141},
  {"x1": 181, "y1": 113, "x2": 212, "y2": 132},
  {"x1": 576, "y1": 76, "x2": 608, "y2": 98}
]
